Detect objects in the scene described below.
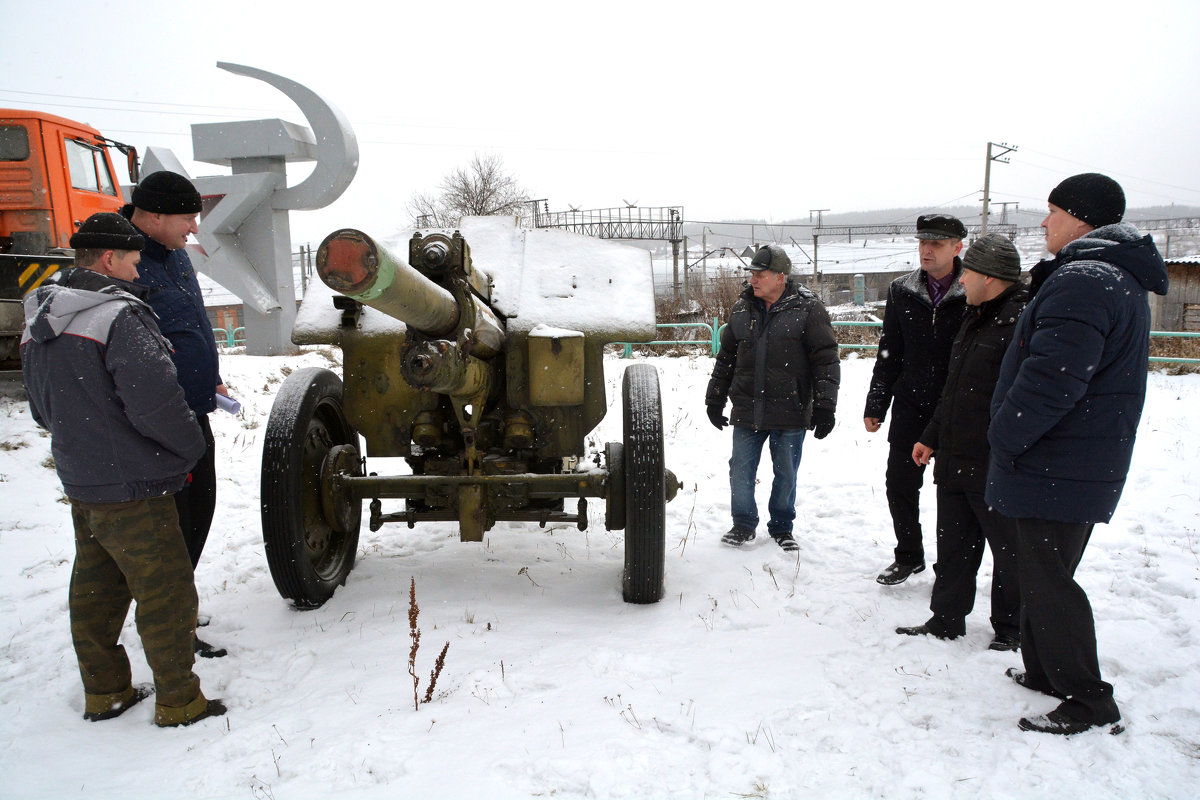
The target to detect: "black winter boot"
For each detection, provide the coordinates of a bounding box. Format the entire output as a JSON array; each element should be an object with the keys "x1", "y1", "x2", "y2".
[{"x1": 721, "y1": 527, "x2": 756, "y2": 547}]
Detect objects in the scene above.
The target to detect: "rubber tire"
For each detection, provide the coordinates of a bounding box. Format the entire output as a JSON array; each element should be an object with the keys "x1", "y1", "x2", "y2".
[
  {"x1": 261, "y1": 367, "x2": 361, "y2": 608},
  {"x1": 621, "y1": 363, "x2": 666, "y2": 603}
]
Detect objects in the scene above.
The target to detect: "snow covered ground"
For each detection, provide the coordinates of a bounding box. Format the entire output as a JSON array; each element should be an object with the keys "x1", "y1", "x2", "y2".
[{"x1": 1, "y1": 352, "x2": 1198, "y2": 800}]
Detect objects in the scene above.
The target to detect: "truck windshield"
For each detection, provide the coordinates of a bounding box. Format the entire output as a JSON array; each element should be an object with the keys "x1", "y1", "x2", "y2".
[{"x1": 65, "y1": 138, "x2": 117, "y2": 196}]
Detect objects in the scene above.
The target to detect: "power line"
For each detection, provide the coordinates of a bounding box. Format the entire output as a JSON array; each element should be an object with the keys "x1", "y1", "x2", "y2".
[
  {"x1": 1018, "y1": 146, "x2": 1200, "y2": 197},
  {"x1": 0, "y1": 87, "x2": 278, "y2": 114}
]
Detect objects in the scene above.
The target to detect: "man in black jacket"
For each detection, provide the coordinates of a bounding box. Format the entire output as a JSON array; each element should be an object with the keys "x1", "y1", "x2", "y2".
[
  {"x1": 988, "y1": 174, "x2": 1168, "y2": 736},
  {"x1": 21, "y1": 213, "x2": 226, "y2": 727},
  {"x1": 864, "y1": 214, "x2": 967, "y2": 584},
  {"x1": 705, "y1": 245, "x2": 840, "y2": 552},
  {"x1": 896, "y1": 233, "x2": 1025, "y2": 651}
]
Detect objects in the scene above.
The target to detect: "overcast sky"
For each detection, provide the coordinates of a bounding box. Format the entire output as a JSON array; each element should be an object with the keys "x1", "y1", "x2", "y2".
[{"x1": 4, "y1": 0, "x2": 1198, "y2": 245}]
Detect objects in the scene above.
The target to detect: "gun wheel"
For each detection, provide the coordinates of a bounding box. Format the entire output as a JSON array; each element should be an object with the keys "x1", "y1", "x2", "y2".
[
  {"x1": 621, "y1": 363, "x2": 666, "y2": 604},
  {"x1": 261, "y1": 367, "x2": 361, "y2": 608}
]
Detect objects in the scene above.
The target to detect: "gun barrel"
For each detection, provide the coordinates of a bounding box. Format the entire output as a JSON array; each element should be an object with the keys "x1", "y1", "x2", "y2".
[{"x1": 316, "y1": 229, "x2": 459, "y2": 336}]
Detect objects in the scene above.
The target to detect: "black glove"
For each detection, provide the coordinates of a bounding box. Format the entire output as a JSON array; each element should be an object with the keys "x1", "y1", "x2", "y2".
[
  {"x1": 811, "y1": 409, "x2": 835, "y2": 439},
  {"x1": 706, "y1": 404, "x2": 728, "y2": 430}
]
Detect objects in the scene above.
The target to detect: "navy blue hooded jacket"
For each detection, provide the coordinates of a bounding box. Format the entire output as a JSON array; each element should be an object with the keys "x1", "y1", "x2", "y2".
[
  {"x1": 121, "y1": 205, "x2": 222, "y2": 414},
  {"x1": 985, "y1": 223, "x2": 1168, "y2": 523}
]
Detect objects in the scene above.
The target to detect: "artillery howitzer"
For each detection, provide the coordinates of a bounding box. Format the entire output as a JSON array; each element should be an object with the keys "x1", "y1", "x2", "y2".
[{"x1": 261, "y1": 217, "x2": 680, "y2": 607}]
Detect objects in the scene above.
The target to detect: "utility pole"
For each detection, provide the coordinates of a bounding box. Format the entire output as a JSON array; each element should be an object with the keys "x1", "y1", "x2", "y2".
[
  {"x1": 981, "y1": 142, "x2": 1017, "y2": 235},
  {"x1": 683, "y1": 235, "x2": 689, "y2": 300},
  {"x1": 992, "y1": 201, "x2": 1019, "y2": 226},
  {"x1": 671, "y1": 240, "x2": 680, "y2": 300},
  {"x1": 810, "y1": 209, "x2": 829, "y2": 285}
]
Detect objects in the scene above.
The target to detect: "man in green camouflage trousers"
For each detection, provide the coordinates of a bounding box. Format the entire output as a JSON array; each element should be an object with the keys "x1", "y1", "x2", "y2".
[
  {"x1": 69, "y1": 497, "x2": 207, "y2": 722},
  {"x1": 21, "y1": 213, "x2": 225, "y2": 726}
]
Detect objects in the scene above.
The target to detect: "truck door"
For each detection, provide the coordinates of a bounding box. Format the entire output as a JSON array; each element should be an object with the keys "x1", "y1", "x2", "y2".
[
  {"x1": 0, "y1": 117, "x2": 54, "y2": 253},
  {"x1": 51, "y1": 120, "x2": 122, "y2": 246}
]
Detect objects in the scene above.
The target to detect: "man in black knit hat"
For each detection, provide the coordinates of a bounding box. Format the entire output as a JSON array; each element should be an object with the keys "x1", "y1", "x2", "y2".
[
  {"x1": 21, "y1": 212, "x2": 226, "y2": 727},
  {"x1": 123, "y1": 171, "x2": 228, "y2": 659},
  {"x1": 987, "y1": 173, "x2": 1168, "y2": 735}
]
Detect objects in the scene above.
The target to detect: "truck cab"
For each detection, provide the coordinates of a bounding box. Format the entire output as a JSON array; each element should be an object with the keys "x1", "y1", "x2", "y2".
[
  {"x1": 0, "y1": 109, "x2": 139, "y2": 385},
  {"x1": 0, "y1": 109, "x2": 134, "y2": 255}
]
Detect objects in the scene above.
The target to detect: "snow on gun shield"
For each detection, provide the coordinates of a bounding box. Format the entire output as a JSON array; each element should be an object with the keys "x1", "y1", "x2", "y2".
[{"x1": 261, "y1": 220, "x2": 681, "y2": 609}]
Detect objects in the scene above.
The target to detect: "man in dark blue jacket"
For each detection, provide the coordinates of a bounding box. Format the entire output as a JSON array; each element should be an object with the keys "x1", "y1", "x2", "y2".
[
  {"x1": 123, "y1": 171, "x2": 227, "y2": 658},
  {"x1": 987, "y1": 173, "x2": 1168, "y2": 735}
]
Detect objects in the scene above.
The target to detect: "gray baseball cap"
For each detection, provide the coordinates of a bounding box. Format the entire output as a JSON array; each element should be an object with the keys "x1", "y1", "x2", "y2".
[{"x1": 746, "y1": 244, "x2": 791, "y2": 273}]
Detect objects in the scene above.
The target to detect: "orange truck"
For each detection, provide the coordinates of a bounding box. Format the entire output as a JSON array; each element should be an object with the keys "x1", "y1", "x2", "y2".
[{"x1": 0, "y1": 108, "x2": 139, "y2": 383}]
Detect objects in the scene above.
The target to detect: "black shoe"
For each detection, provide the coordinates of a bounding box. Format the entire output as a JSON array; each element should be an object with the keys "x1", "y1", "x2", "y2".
[
  {"x1": 195, "y1": 635, "x2": 228, "y2": 659},
  {"x1": 1018, "y1": 706, "x2": 1123, "y2": 736},
  {"x1": 989, "y1": 633, "x2": 1020, "y2": 652},
  {"x1": 1005, "y1": 667, "x2": 1067, "y2": 700},
  {"x1": 721, "y1": 527, "x2": 756, "y2": 547},
  {"x1": 772, "y1": 533, "x2": 800, "y2": 552},
  {"x1": 83, "y1": 684, "x2": 154, "y2": 721},
  {"x1": 895, "y1": 623, "x2": 961, "y2": 640},
  {"x1": 877, "y1": 561, "x2": 925, "y2": 585}
]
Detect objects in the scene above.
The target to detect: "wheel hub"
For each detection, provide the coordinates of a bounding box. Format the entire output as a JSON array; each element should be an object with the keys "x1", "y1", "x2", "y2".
[{"x1": 320, "y1": 443, "x2": 363, "y2": 535}]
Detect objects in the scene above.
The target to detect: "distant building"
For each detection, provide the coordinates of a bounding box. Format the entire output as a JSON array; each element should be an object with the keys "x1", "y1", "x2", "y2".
[{"x1": 1162, "y1": 257, "x2": 1200, "y2": 332}]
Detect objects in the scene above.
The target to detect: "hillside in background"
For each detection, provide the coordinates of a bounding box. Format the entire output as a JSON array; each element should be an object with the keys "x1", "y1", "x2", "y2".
[{"x1": 680, "y1": 204, "x2": 1200, "y2": 244}]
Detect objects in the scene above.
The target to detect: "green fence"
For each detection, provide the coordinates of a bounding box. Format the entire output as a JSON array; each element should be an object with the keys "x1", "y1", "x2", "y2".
[
  {"x1": 1148, "y1": 331, "x2": 1200, "y2": 364},
  {"x1": 213, "y1": 326, "x2": 246, "y2": 348},
  {"x1": 618, "y1": 321, "x2": 1200, "y2": 365}
]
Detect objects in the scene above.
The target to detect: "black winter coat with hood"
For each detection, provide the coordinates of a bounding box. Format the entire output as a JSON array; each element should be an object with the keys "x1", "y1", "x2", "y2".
[
  {"x1": 706, "y1": 280, "x2": 840, "y2": 430},
  {"x1": 20, "y1": 268, "x2": 205, "y2": 503},
  {"x1": 919, "y1": 281, "x2": 1028, "y2": 493},
  {"x1": 864, "y1": 261, "x2": 967, "y2": 447},
  {"x1": 986, "y1": 223, "x2": 1169, "y2": 524}
]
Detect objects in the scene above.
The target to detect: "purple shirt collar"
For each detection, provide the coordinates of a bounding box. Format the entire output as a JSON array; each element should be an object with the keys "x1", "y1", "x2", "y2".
[{"x1": 927, "y1": 270, "x2": 956, "y2": 306}]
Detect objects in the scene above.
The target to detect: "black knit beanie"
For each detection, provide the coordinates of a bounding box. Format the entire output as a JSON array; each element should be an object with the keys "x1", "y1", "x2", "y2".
[
  {"x1": 69, "y1": 212, "x2": 145, "y2": 251},
  {"x1": 1047, "y1": 173, "x2": 1125, "y2": 228},
  {"x1": 131, "y1": 170, "x2": 203, "y2": 214},
  {"x1": 962, "y1": 233, "x2": 1021, "y2": 282}
]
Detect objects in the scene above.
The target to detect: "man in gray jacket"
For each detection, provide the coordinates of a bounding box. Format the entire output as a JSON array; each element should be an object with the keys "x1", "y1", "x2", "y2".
[{"x1": 20, "y1": 212, "x2": 226, "y2": 727}]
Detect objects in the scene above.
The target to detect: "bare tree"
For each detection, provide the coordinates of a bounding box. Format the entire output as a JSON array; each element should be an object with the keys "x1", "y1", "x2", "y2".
[{"x1": 407, "y1": 153, "x2": 529, "y2": 227}]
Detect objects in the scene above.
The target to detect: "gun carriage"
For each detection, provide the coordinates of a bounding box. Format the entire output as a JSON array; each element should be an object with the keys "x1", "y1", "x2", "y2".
[{"x1": 261, "y1": 217, "x2": 679, "y2": 607}]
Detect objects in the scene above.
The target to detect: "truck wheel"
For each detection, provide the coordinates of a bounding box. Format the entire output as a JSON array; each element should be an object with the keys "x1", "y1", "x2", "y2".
[
  {"x1": 621, "y1": 364, "x2": 665, "y2": 604},
  {"x1": 261, "y1": 367, "x2": 361, "y2": 608}
]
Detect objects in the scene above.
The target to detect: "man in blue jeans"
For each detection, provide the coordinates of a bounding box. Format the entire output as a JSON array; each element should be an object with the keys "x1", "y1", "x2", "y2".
[{"x1": 706, "y1": 245, "x2": 840, "y2": 551}]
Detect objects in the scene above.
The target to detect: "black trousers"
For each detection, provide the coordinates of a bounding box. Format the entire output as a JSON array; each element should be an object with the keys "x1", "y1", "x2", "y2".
[
  {"x1": 1016, "y1": 517, "x2": 1120, "y2": 724},
  {"x1": 175, "y1": 414, "x2": 216, "y2": 570},
  {"x1": 886, "y1": 443, "x2": 927, "y2": 565},
  {"x1": 927, "y1": 487, "x2": 1020, "y2": 637}
]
